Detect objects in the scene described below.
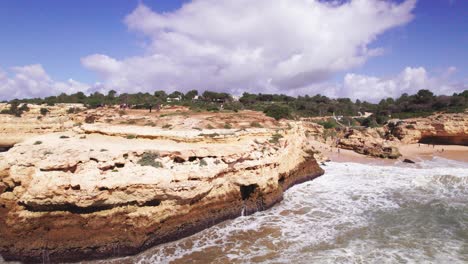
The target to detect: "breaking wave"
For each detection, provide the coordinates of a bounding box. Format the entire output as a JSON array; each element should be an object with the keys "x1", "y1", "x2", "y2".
[{"x1": 94, "y1": 158, "x2": 468, "y2": 264}]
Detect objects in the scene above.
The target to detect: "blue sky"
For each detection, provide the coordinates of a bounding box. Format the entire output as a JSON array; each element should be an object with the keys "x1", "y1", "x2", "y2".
[
  {"x1": 0, "y1": 0, "x2": 466, "y2": 101},
  {"x1": 359, "y1": 0, "x2": 467, "y2": 80},
  {"x1": 0, "y1": 0, "x2": 186, "y2": 83}
]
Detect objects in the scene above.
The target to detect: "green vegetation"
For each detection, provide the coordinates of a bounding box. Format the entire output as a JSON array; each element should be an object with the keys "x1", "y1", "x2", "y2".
[
  {"x1": 0, "y1": 102, "x2": 30, "y2": 117},
  {"x1": 126, "y1": 134, "x2": 137, "y2": 139},
  {"x1": 137, "y1": 152, "x2": 162, "y2": 168},
  {"x1": 199, "y1": 133, "x2": 220, "y2": 138},
  {"x1": 269, "y1": 133, "x2": 284, "y2": 144},
  {"x1": 250, "y1": 121, "x2": 263, "y2": 128},
  {"x1": 199, "y1": 159, "x2": 208, "y2": 167},
  {"x1": 40, "y1": 107, "x2": 49, "y2": 116},
  {"x1": 224, "y1": 123, "x2": 232, "y2": 129},
  {"x1": 263, "y1": 104, "x2": 292, "y2": 120},
  {"x1": 67, "y1": 107, "x2": 80, "y2": 114},
  {"x1": 5, "y1": 89, "x2": 467, "y2": 122},
  {"x1": 59, "y1": 135, "x2": 70, "y2": 139},
  {"x1": 33, "y1": 141, "x2": 42, "y2": 145},
  {"x1": 316, "y1": 119, "x2": 338, "y2": 129}
]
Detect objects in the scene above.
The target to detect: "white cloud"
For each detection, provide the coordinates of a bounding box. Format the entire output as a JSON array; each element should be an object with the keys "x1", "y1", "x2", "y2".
[
  {"x1": 339, "y1": 66, "x2": 467, "y2": 102},
  {"x1": 0, "y1": 64, "x2": 90, "y2": 100},
  {"x1": 81, "y1": 0, "x2": 417, "y2": 95}
]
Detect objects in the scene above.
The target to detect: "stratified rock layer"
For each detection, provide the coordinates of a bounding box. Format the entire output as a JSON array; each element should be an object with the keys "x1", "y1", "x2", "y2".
[
  {"x1": 338, "y1": 128, "x2": 401, "y2": 159},
  {"x1": 0, "y1": 122, "x2": 323, "y2": 263},
  {"x1": 388, "y1": 113, "x2": 468, "y2": 145}
]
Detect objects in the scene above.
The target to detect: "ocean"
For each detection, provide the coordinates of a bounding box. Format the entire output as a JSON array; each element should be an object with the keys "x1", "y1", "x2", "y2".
[{"x1": 91, "y1": 158, "x2": 468, "y2": 263}]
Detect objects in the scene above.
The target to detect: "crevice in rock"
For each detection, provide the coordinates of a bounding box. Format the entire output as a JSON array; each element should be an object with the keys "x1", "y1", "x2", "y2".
[
  {"x1": 0, "y1": 146, "x2": 12, "y2": 152},
  {"x1": 188, "y1": 156, "x2": 218, "y2": 162},
  {"x1": 18, "y1": 198, "x2": 162, "y2": 214},
  {"x1": 240, "y1": 184, "x2": 258, "y2": 200},
  {"x1": 278, "y1": 174, "x2": 285, "y2": 185},
  {"x1": 142, "y1": 199, "x2": 161, "y2": 207},
  {"x1": 173, "y1": 156, "x2": 186, "y2": 163},
  {"x1": 40, "y1": 164, "x2": 78, "y2": 173}
]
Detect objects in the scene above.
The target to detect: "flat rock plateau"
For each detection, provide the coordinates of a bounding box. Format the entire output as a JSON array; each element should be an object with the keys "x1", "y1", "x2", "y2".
[{"x1": 0, "y1": 105, "x2": 324, "y2": 263}]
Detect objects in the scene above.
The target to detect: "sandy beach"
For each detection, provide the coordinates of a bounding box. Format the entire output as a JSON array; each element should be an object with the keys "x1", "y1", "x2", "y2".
[
  {"x1": 310, "y1": 140, "x2": 468, "y2": 165},
  {"x1": 398, "y1": 143, "x2": 468, "y2": 163}
]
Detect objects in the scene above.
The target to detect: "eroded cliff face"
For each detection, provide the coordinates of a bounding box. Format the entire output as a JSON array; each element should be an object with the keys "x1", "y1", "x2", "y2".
[
  {"x1": 337, "y1": 128, "x2": 401, "y2": 159},
  {"x1": 388, "y1": 113, "x2": 468, "y2": 145},
  {"x1": 0, "y1": 122, "x2": 323, "y2": 263}
]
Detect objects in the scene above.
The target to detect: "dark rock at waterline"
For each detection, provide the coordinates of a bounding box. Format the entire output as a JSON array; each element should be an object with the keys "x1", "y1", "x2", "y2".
[{"x1": 403, "y1": 158, "x2": 416, "y2": 164}]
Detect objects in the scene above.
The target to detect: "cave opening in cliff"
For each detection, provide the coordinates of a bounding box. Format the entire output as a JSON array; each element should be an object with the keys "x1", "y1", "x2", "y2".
[
  {"x1": 0, "y1": 146, "x2": 12, "y2": 152},
  {"x1": 418, "y1": 136, "x2": 468, "y2": 146},
  {"x1": 240, "y1": 184, "x2": 258, "y2": 200}
]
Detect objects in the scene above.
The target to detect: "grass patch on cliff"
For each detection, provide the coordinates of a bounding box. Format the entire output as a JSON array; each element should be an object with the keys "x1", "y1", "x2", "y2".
[
  {"x1": 199, "y1": 159, "x2": 208, "y2": 167},
  {"x1": 269, "y1": 133, "x2": 283, "y2": 144},
  {"x1": 199, "y1": 133, "x2": 220, "y2": 138},
  {"x1": 250, "y1": 121, "x2": 263, "y2": 128},
  {"x1": 33, "y1": 141, "x2": 42, "y2": 145},
  {"x1": 138, "y1": 152, "x2": 163, "y2": 168}
]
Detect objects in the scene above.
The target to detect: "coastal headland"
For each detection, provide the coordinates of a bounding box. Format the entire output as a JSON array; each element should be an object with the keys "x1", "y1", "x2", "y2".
[{"x1": 0, "y1": 103, "x2": 466, "y2": 263}]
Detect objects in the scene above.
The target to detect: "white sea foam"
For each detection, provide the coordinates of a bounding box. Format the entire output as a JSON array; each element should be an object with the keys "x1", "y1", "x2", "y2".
[{"x1": 96, "y1": 160, "x2": 468, "y2": 264}]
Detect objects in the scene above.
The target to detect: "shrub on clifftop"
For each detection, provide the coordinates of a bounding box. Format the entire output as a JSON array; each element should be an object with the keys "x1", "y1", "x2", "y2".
[
  {"x1": 137, "y1": 152, "x2": 163, "y2": 168},
  {"x1": 263, "y1": 104, "x2": 292, "y2": 120}
]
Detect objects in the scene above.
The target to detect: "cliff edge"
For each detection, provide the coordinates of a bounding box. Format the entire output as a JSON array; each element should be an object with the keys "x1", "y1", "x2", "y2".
[{"x1": 0, "y1": 121, "x2": 323, "y2": 263}]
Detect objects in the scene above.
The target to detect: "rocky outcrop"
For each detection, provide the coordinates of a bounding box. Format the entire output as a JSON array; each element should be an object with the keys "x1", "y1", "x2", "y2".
[
  {"x1": 0, "y1": 122, "x2": 323, "y2": 263},
  {"x1": 337, "y1": 128, "x2": 401, "y2": 159},
  {"x1": 388, "y1": 113, "x2": 468, "y2": 145},
  {"x1": 0, "y1": 104, "x2": 84, "y2": 147}
]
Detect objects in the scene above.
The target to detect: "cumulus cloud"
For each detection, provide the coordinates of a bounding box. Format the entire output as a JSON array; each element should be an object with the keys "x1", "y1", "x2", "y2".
[
  {"x1": 338, "y1": 66, "x2": 467, "y2": 102},
  {"x1": 0, "y1": 64, "x2": 90, "y2": 100},
  {"x1": 81, "y1": 0, "x2": 417, "y2": 95}
]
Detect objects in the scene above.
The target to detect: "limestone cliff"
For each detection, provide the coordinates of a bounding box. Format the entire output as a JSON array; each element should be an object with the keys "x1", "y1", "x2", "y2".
[
  {"x1": 388, "y1": 113, "x2": 468, "y2": 145},
  {"x1": 0, "y1": 122, "x2": 323, "y2": 263},
  {"x1": 337, "y1": 128, "x2": 401, "y2": 159}
]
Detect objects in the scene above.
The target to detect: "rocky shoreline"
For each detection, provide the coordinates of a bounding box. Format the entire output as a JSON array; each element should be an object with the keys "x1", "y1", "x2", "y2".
[
  {"x1": 1, "y1": 105, "x2": 466, "y2": 263},
  {"x1": 0, "y1": 108, "x2": 324, "y2": 263}
]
